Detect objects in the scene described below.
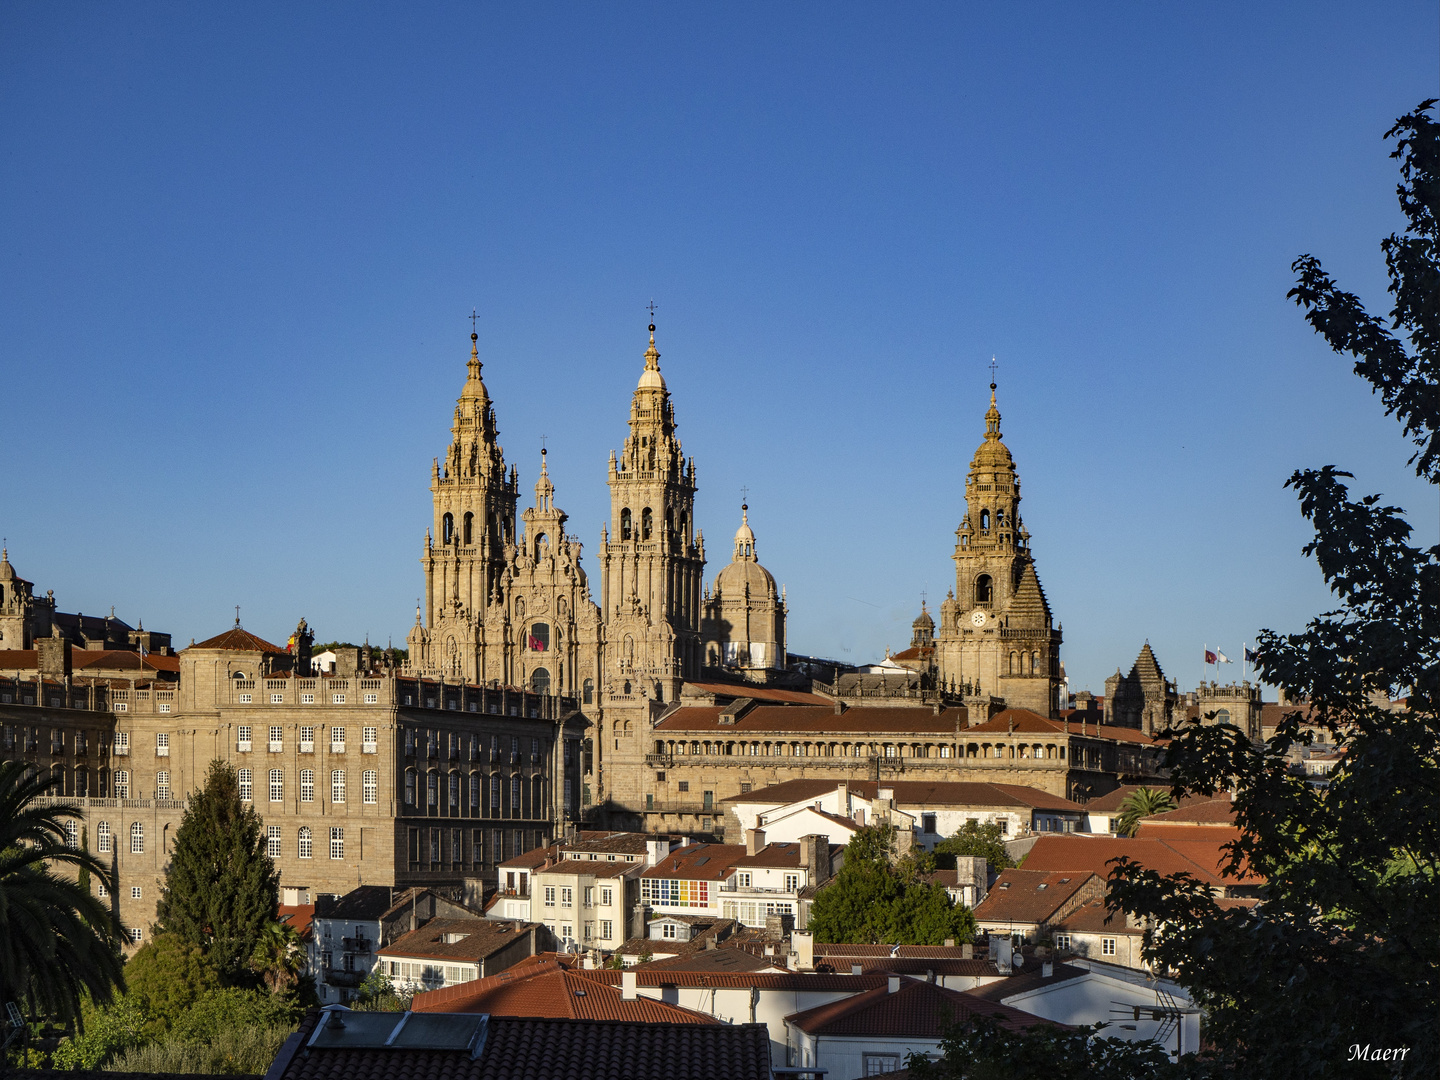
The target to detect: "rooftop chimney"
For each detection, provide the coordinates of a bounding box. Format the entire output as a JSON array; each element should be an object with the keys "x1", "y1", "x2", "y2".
[
  {"x1": 791, "y1": 929, "x2": 814, "y2": 972},
  {"x1": 962, "y1": 943, "x2": 973, "y2": 960},
  {"x1": 851, "y1": 963, "x2": 863, "y2": 975},
  {"x1": 888, "y1": 976, "x2": 901, "y2": 995},
  {"x1": 621, "y1": 969, "x2": 637, "y2": 1001},
  {"x1": 1042, "y1": 961, "x2": 1054, "y2": 978},
  {"x1": 746, "y1": 827, "x2": 765, "y2": 857}
]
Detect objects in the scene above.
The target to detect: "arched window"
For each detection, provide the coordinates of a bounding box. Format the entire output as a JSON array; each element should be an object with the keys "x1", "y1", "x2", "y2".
[
  {"x1": 449, "y1": 770, "x2": 460, "y2": 808},
  {"x1": 130, "y1": 822, "x2": 144, "y2": 854},
  {"x1": 641, "y1": 507, "x2": 653, "y2": 539},
  {"x1": 463, "y1": 512, "x2": 474, "y2": 545},
  {"x1": 491, "y1": 775, "x2": 501, "y2": 816},
  {"x1": 1031, "y1": 652, "x2": 1040, "y2": 675},
  {"x1": 427, "y1": 770, "x2": 439, "y2": 808},
  {"x1": 97, "y1": 821, "x2": 111, "y2": 853},
  {"x1": 511, "y1": 776, "x2": 522, "y2": 815},
  {"x1": 531, "y1": 667, "x2": 550, "y2": 694},
  {"x1": 1008, "y1": 651, "x2": 1017, "y2": 674},
  {"x1": 298, "y1": 826, "x2": 312, "y2": 859},
  {"x1": 975, "y1": 574, "x2": 993, "y2": 605},
  {"x1": 74, "y1": 766, "x2": 88, "y2": 798},
  {"x1": 442, "y1": 513, "x2": 455, "y2": 544},
  {"x1": 996, "y1": 508, "x2": 1005, "y2": 526},
  {"x1": 980, "y1": 509, "x2": 991, "y2": 530},
  {"x1": 1215, "y1": 708, "x2": 1231, "y2": 726},
  {"x1": 620, "y1": 508, "x2": 632, "y2": 540},
  {"x1": 582, "y1": 678, "x2": 594, "y2": 705},
  {"x1": 404, "y1": 769, "x2": 416, "y2": 806},
  {"x1": 470, "y1": 772, "x2": 480, "y2": 814}
]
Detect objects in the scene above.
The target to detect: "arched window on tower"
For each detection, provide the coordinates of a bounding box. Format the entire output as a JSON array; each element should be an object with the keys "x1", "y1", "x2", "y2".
[
  {"x1": 531, "y1": 667, "x2": 550, "y2": 695},
  {"x1": 975, "y1": 574, "x2": 993, "y2": 606},
  {"x1": 442, "y1": 513, "x2": 455, "y2": 544},
  {"x1": 463, "y1": 512, "x2": 474, "y2": 545},
  {"x1": 1215, "y1": 709, "x2": 1231, "y2": 727},
  {"x1": 620, "y1": 508, "x2": 632, "y2": 540},
  {"x1": 980, "y1": 509, "x2": 991, "y2": 531},
  {"x1": 582, "y1": 678, "x2": 594, "y2": 705},
  {"x1": 641, "y1": 507, "x2": 653, "y2": 540}
]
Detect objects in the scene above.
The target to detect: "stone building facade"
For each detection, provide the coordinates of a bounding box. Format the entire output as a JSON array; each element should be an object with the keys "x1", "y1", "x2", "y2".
[
  {"x1": 700, "y1": 505, "x2": 788, "y2": 680},
  {"x1": 1104, "y1": 643, "x2": 1179, "y2": 736}
]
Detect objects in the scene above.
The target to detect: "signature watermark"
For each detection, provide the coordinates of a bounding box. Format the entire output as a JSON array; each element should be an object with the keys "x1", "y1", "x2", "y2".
[{"x1": 1348, "y1": 1044, "x2": 1410, "y2": 1063}]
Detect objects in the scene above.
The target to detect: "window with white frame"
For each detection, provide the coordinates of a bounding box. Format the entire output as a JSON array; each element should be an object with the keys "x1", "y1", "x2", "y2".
[
  {"x1": 300, "y1": 726, "x2": 314, "y2": 752},
  {"x1": 155, "y1": 771, "x2": 170, "y2": 799},
  {"x1": 864, "y1": 1054, "x2": 901, "y2": 1076},
  {"x1": 98, "y1": 882, "x2": 108, "y2": 897},
  {"x1": 115, "y1": 731, "x2": 129, "y2": 754},
  {"x1": 300, "y1": 769, "x2": 314, "y2": 802},
  {"x1": 267, "y1": 825, "x2": 281, "y2": 857},
  {"x1": 269, "y1": 726, "x2": 283, "y2": 751},
  {"x1": 159, "y1": 703, "x2": 171, "y2": 713},
  {"x1": 64, "y1": 820, "x2": 78, "y2": 848},
  {"x1": 600, "y1": 887, "x2": 613, "y2": 907},
  {"x1": 156, "y1": 732, "x2": 169, "y2": 756},
  {"x1": 97, "y1": 821, "x2": 111, "y2": 853},
  {"x1": 544, "y1": 886, "x2": 556, "y2": 907},
  {"x1": 301, "y1": 693, "x2": 314, "y2": 705},
  {"x1": 330, "y1": 827, "x2": 344, "y2": 860},
  {"x1": 298, "y1": 826, "x2": 313, "y2": 858},
  {"x1": 114, "y1": 702, "x2": 128, "y2": 713},
  {"x1": 114, "y1": 770, "x2": 129, "y2": 798},
  {"x1": 271, "y1": 693, "x2": 283, "y2": 704},
  {"x1": 131, "y1": 885, "x2": 142, "y2": 899},
  {"x1": 736, "y1": 872, "x2": 752, "y2": 888},
  {"x1": 130, "y1": 821, "x2": 144, "y2": 853},
  {"x1": 784, "y1": 873, "x2": 800, "y2": 892},
  {"x1": 560, "y1": 887, "x2": 573, "y2": 908},
  {"x1": 238, "y1": 725, "x2": 252, "y2": 747},
  {"x1": 332, "y1": 770, "x2": 345, "y2": 804},
  {"x1": 130, "y1": 928, "x2": 143, "y2": 944},
  {"x1": 270, "y1": 769, "x2": 284, "y2": 802},
  {"x1": 363, "y1": 726, "x2": 377, "y2": 751},
  {"x1": 1054, "y1": 933, "x2": 1072, "y2": 951},
  {"x1": 239, "y1": 693, "x2": 252, "y2": 704},
  {"x1": 1102, "y1": 937, "x2": 1117, "y2": 956},
  {"x1": 583, "y1": 887, "x2": 594, "y2": 907},
  {"x1": 661, "y1": 923, "x2": 677, "y2": 939},
  {"x1": 600, "y1": 919, "x2": 613, "y2": 939},
  {"x1": 364, "y1": 693, "x2": 377, "y2": 705},
  {"x1": 362, "y1": 770, "x2": 377, "y2": 804},
  {"x1": 238, "y1": 768, "x2": 253, "y2": 802},
  {"x1": 333, "y1": 693, "x2": 346, "y2": 704},
  {"x1": 331, "y1": 726, "x2": 346, "y2": 751}
]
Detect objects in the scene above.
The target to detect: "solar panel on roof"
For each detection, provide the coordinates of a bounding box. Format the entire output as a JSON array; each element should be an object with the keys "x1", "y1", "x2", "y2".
[
  {"x1": 694, "y1": 856, "x2": 709, "y2": 865},
  {"x1": 390, "y1": 1012, "x2": 487, "y2": 1051},
  {"x1": 306, "y1": 1010, "x2": 403, "y2": 1049}
]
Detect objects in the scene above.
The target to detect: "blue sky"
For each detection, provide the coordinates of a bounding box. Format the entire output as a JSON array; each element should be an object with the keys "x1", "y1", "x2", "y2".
[{"x1": 1, "y1": 2, "x2": 1435, "y2": 694}]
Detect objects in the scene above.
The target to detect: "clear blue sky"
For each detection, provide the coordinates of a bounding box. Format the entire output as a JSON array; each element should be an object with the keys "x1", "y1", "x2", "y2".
[{"x1": 1, "y1": 3, "x2": 1435, "y2": 695}]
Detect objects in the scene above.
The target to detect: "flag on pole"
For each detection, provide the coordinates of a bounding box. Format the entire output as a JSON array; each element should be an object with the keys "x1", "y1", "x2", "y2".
[
  {"x1": 1216, "y1": 650, "x2": 1231, "y2": 664},
  {"x1": 528, "y1": 634, "x2": 545, "y2": 651},
  {"x1": 1244, "y1": 646, "x2": 1258, "y2": 663},
  {"x1": 1205, "y1": 649, "x2": 1217, "y2": 665}
]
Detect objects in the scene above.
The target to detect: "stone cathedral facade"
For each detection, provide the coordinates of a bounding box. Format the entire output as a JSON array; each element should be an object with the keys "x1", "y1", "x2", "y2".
[{"x1": 407, "y1": 326, "x2": 1069, "y2": 825}]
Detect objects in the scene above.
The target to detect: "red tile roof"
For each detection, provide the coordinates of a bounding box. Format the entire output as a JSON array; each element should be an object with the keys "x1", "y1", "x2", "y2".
[
  {"x1": 378, "y1": 919, "x2": 537, "y2": 963},
  {"x1": 642, "y1": 843, "x2": 746, "y2": 881},
  {"x1": 784, "y1": 976, "x2": 1051, "y2": 1036},
  {"x1": 971, "y1": 870, "x2": 1102, "y2": 925},
  {"x1": 278, "y1": 903, "x2": 314, "y2": 938},
  {"x1": 1049, "y1": 899, "x2": 1140, "y2": 935},
  {"x1": 682, "y1": 681, "x2": 833, "y2": 705},
  {"x1": 1020, "y1": 834, "x2": 1263, "y2": 887},
  {"x1": 1141, "y1": 798, "x2": 1237, "y2": 824},
  {"x1": 189, "y1": 625, "x2": 287, "y2": 653},
  {"x1": 581, "y1": 968, "x2": 896, "y2": 991},
  {"x1": 413, "y1": 959, "x2": 716, "y2": 1024},
  {"x1": 723, "y1": 778, "x2": 1081, "y2": 812},
  {"x1": 655, "y1": 703, "x2": 971, "y2": 735}
]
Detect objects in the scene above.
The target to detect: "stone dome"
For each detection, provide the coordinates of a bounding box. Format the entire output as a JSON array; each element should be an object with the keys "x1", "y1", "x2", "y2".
[
  {"x1": 637, "y1": 325, "x2": 666, "y2": 391},
  {"x1": 715, "y1": 505, "x2": 776, "y2": 598}
]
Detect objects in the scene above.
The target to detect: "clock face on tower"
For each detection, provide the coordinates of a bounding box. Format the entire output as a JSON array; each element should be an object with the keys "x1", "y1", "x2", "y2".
[{"x1": 970, "y1": 609, "x2": 988, "y2": 627}]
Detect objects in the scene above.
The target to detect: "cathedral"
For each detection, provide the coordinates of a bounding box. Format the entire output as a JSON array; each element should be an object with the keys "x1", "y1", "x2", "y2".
[{"x1": 404, "y1": 322, "x2": 1071, "y2": 823}]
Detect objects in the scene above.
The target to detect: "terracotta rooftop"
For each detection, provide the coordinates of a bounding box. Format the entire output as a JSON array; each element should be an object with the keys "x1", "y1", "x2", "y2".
[
  {"x1": 558, "y1": 832, "x2": 658, "y2": 857},
  {"x1": 1049, "y1": 899, "x2": 1140, "y2": 936},
  {"x1": 278, "y1": 903, "x2": 315, "y2": 939},
  {"x1": 971, "y1": 870, "x2": 1102, "y2": 925},
  {"x1": 655, "y1": 703, "x2": 971, "y2": 735},
  {"x1": 681, "y1": 680, "x2": 833, "y2": 705},
  {"x1": 412, "y1": 958, "x2": 716, "y2": 1025},
  {"x1": 1141, "y1": 798, "x2": 1237, "y2": 824},
  {"x1": 189, "y1": 625, "x2": 287, "y2": 653},
  {"x1": 642, "y1": 843, "x2": 746, "y2": 881},
  {"x1": 731, "y1": 841, "x2": 842, "y2": 870},
  {"x1": 1020, "y1": 834, "x2": 1263, "y2": 887},
  {"x1": 965, "y1": 961, "x2": 1089, "y2": 1001},
  {"x1": 535, "y1": 859, "x2": 640, "y2": 879},
  {"x1": 378, "y1": 919, "x2": 537, "y2": 963},
  {"x1": 723, "y1": 778, "x2": 1082, "y2": 812},
  {"x1": 316, "y1": 885, "x2": 432, "y2": 922},
  {"x1": 581, "y1": 968, "x2": 895, "y2": 991},
  {"x1": 784, "y1": 976, "x2": 1050, "y2": 1036},
  {"x1": 641, "y1": 947, "x2": 781, "y2": 975},
  {"x1": 271, "y1": 1005, "x2": 774, "y2": 1080}
]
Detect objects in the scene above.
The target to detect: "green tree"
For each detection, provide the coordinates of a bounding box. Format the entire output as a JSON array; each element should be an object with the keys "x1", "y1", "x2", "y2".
[
  {"x1": 933, "y1": 820, "x2": 1016, "y2": 871},
  {"x1": 809, "y1": 825, "x2": 976, "y2": 946},
  {"x1": 0, "y1": 759, "x2": 125, "y2": 1027},
  {"x1": 154, "y1": 761, "x2": 279, "y2": 980},
  {"x1": 1107, "y1": 101, "x2": 1440, "y2": 1078},
  {"x1": 905, "y1": 1014, "x2": 1181, "y2": 1080},
  {"x1": 249, "y1": 920, "x2": 304, "y2": 997},
  {"x1": 1113, "y1": 787, "x2": 1177, "y2": 838},
  {"x1": 124, "y1": 934, "x2": 222, "y2": 1035}
]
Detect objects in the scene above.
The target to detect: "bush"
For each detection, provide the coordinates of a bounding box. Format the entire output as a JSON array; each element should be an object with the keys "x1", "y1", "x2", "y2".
[
  {"x1": 50, "y1": 995, "x2": 148, "y2": 1071},
  {"x1": 123, "y1": 934, "x2": 222, "y2": 1035},
  {"x1": 169, "y1": 988, "x2": 298, "y2": 1042},
  {"x1": 104, "y1": 1023, "x2": 295, "y2": 1075}
]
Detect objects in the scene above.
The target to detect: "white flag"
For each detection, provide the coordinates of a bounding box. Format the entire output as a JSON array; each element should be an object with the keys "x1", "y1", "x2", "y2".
[{"x1": 1216, "y1": 649, "x2": 1231, "y2": 664}]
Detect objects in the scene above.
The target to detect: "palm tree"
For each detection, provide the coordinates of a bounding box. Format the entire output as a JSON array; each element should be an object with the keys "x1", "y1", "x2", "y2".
[
  {"x1": 0, "y1": 759, "x2": 126, "y2": 1027},
  {"x1": 1114, "y1": 786, "x2": 1177, "y2": 837},
  {"x1": 250, "y1": 919, "x2": 304, "y2": 996}
]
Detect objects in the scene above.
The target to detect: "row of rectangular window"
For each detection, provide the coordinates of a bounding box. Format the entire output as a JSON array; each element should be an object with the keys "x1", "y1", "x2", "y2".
[
  {"x1": 403, "y1": 769, "x2": 542, "y2": 817},
  {"x1": 402, "y1": 730, "x2": 546, "y2": 764},
  {"x1": 542, "y1": 885, "x2": 615, "y2": 908},
  {"x1": 407, "y1": 827, "x2": 531, "y2": 869},
  {"x1": 234, "y1": 726, "x2": 378, "y2": 752},
  {"x1": 236, "y1": 768, "x2": 378, "y2": 804},
  {"x1": 236, "y1": 693, "x2": 379, "y2": 705}
]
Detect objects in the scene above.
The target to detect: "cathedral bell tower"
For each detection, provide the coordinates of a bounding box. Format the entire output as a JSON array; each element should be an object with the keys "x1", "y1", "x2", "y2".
[
  {"x1": 408, "y1": 329, "x2": 520, "y2": 681},
  {"x1": 598, "y1": 321, "x2": 706, "y2": 705},
  {"x1": 936, "y1": 383, "x2": 1062, "y2": 716}
]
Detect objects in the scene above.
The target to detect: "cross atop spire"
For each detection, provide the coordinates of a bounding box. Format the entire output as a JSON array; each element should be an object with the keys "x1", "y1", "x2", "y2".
[{"x1": 234, "y1": 605, "x2": 241, "y2": 627}]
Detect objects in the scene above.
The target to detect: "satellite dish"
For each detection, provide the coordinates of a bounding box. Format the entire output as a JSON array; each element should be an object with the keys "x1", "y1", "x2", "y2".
[{"x1": 1012, "y1": 953, "x2": 1024, "y2": 968}]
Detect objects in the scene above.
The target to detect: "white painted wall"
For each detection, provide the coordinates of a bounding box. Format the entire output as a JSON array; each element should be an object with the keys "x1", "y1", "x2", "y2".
[{"x1": 1000, "y1": 963, "x2": 1201, "y2": 1058}]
